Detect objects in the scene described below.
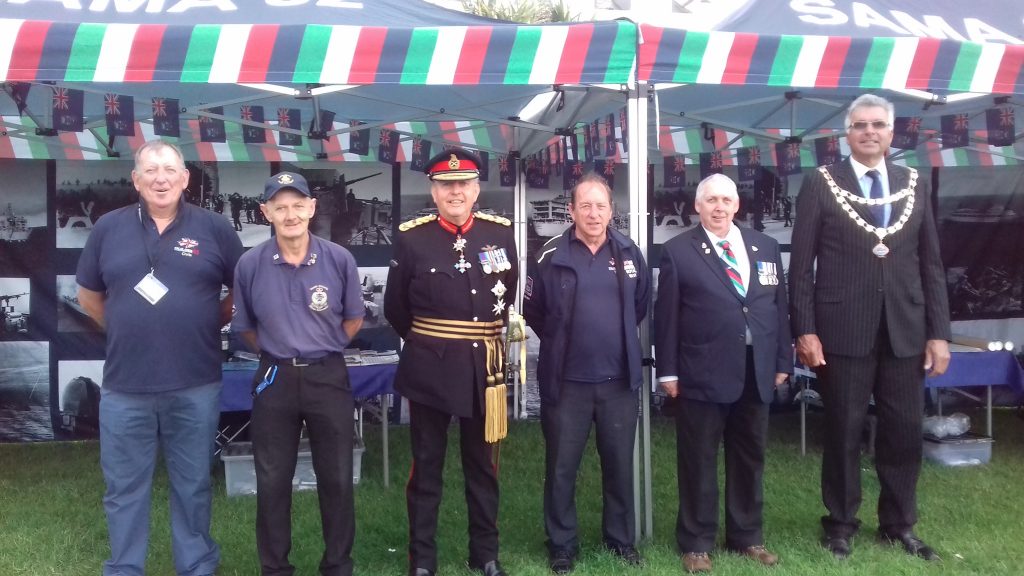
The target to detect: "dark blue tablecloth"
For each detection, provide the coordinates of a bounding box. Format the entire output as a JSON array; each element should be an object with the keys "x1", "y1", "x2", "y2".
[
  {"x1": 926, "y1": 351, "x2": 1024, "y2": 397},
  {"x1": 220, "y1": 362, "x2": 398, "y2": 412}
]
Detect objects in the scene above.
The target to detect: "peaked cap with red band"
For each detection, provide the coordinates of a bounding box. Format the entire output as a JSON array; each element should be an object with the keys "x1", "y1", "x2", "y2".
[{"x1": 425, "y1": 147, "x2": 482, "y2": 181}]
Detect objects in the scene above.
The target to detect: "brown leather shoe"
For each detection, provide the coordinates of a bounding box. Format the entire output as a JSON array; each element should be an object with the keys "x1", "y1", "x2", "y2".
[
  {"x1": 740, "y1": 545, "x2": 779, "y2": 566},
  {"x1": 682, "y1": 552, "x2": 712, "y2": 573}
]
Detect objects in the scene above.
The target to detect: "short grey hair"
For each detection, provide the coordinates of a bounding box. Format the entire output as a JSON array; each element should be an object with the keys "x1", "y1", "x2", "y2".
[
  {"x1": 133, "y1": 139, "x2": 186, "y2": 172},
  {"x1": 695, "y1": 173, "x2": 738, "y2": 204},
  {"x1": 845, "y1": 94, "x2": 895, "y2": 132}
]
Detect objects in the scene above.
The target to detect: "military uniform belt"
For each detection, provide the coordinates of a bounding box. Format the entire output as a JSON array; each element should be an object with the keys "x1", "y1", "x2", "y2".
[{"x1": 410, "y1": 316, "x2": 504, "y2": 340}]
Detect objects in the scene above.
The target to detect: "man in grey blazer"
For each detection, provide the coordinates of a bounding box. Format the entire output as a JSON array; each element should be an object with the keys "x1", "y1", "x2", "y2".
[
  {"x1": 789, "y1": 94, "x2": 951, "y2": 561},
  {"x1": 655, "y1": 173, "x2": 791, "y2": 573}
]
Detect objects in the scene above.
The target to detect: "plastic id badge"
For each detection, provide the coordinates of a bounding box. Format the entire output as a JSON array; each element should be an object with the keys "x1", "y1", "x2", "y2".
[{"x1": 134, "y1": 271, "x2": 169, "y2": 305}]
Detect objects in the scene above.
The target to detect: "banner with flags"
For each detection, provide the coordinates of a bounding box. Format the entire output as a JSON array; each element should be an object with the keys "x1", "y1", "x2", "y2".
[
  {"x1": 736, "y1": 146, "x2": 761, "y2": 182},
  {"x1": 986, "y1": 107, "x2": 1015, "y2": 147},
  {"x1": 775, "y1": 141, "x2": 803, "y2": 176},
  {"x1": 892, "y1": 116, "x2": 922, "y2": 150},
  {"x1": 240, "y1": 105, "x2": 266, "y2": 144},
  {"x1": 619, "y1": 109, "x2": 629, "y2": 153},
  {"x1": 378, "y1": 127, "x2": 399, "y2": 164},
  {"x1": 564, "y1": 159, "x2": 584, "y2": 191},
  {"x1": 478, "y1": 150, "x2": 490, "y2": 182},
  {"x1": 526, "y1": 155, "x2": 549, "y2": 189},
  {"x1": 664, "y1": 155, "x2": 685, "y2": 188},
  {"x1": 499, "y1": 154, "x2": 516, "y2": 187},
  {"x1": 277, "y1": 108, "x2": 302, "y2": 146},
  {"x1": 941, "y1": 113, "x2": 969, "y2": 149},
  {"x1": 104, "y1": 93, "x2": 135, "y2": 137},
  {"x1": 9, "y1": 82, "x2": 29, "y2": 116},
  {"x1": 199, "y1": 106, "x2": 226, "y2": 143},
  {"x1": 698, "y1": 151, "x2": 724, "y2": 180},
  {"x1": 52, "y1": 87, "x2": 84, "y2": 132},
  {"x1": 349, "y1": 121, "x2": 369, "y2": 155},
  {"x1": 409, "y1": 136, "x2": 432, "y2": 172},
  {"x1": 814, "y1": 135, "x2": 842, "y2": 166},
  {"x1": 152, "y1": 97, "x2": 180, "y2": 138},
  {"x1": 604, "y1": 114, "x2": 617, "y2": 157},
  {"x1": 595, "y1": 159, "x2": 616, "y2": 188}
]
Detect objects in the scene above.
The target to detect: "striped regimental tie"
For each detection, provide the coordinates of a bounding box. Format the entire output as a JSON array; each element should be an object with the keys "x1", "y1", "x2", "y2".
[{"x1": 718, "y1": 240, "x2": 746, "y2": 297}]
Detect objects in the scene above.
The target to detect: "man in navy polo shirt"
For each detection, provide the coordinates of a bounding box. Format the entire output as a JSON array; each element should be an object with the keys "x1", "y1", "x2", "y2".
[
  {"x1": 523, "y1": 173, "x2": 649, "y2": 574},
  {"x1": 77, "y1": 140, "x2": 244, "y2": 576},
  {"x1": 232, "y1": 171, "x2": 364, "y2": 576}
]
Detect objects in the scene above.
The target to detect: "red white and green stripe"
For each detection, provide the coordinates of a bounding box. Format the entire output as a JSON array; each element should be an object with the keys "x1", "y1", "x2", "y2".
[
  {"x1": 639, "y1": 25, "x2": 1024, "y2": 93},
  {"x1": 0, "y1": 19, "x2": 636, "y2": 86}
]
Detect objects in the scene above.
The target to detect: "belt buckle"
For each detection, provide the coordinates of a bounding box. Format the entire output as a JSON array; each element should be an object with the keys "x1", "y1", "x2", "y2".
[{"x1": 290, "y1": 358, "x2": 310, "y2": 367}]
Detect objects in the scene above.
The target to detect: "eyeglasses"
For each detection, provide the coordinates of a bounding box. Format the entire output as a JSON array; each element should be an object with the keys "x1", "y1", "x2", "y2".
[{"x1": 848, "y1": 120, "x2": 890, "y2": 131}]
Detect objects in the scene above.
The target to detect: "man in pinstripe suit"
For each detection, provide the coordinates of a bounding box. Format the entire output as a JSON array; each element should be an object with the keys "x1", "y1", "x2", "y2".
[{"x1": 789, "y1": 94, "x2": 951, "y2": 561}]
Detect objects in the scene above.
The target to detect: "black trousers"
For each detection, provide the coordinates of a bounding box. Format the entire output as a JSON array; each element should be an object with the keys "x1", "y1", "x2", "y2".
[
  {"x1": 541, "y1": 379, "x2": 638, "y2": 554},
  {"x1": 817, "y1": 323, "x2": 925, "y2": 538},
  {"x1": 675, "y1": 349, "x2": 769, "y2": 553},
  {"x1": 406, "y1": 399, "x2": 499, "y2": 572},
  {"x1": 251, "y1": 355, "x2": 355, "y2": 576}
]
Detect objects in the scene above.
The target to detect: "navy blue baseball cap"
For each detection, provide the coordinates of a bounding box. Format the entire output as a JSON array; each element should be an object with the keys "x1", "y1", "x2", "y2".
[{"x1": 263, "y1": 172, "x2": 311, "y2": 202}]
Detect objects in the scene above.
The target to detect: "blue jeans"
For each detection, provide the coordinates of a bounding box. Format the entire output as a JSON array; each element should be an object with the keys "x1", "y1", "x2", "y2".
[{"x1": 100, "y1": 381, "x2": 222, "y2": 576}]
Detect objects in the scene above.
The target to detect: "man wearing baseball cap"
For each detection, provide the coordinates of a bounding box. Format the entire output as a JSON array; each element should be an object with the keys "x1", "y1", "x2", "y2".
[
  {"x1": 233, "y1": 171, "x2": 365, "y2": 576},
  {"x1": 386, "y1": 147, "x2": 518, "y2": 576}
]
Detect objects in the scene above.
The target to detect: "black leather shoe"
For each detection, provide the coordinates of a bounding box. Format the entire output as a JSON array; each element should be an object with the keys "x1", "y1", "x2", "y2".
[
  {"x1": 606, "y1": 544, "x2": 643, "y2": 566},
  {"x1": 469, "y1": 560, "x2": 508, "y2": 576},
  {"x1": 549, "y1": 549, "x2": 575, "y2": 574},
  {"x1": 878, "y1": 530, "x2": 940, "y2": 561},
  {"x1": 409, "y1": 568, "x2": 435, "y2": 576},
  {"x1": 822, "y1": 535, "x2": 851, "y2": 559}
]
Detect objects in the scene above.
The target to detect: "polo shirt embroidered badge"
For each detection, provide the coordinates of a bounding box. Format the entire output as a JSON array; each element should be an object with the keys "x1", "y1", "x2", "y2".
[
  {"x1": 623, "y1": 259, "x2": 637, "y2": 278},
  {"x1": 309, "y1": 284, "x2": 329, "y2": 311},
  {"x1": 174, "y1": 237, "x2": 199, "y2": 257}
]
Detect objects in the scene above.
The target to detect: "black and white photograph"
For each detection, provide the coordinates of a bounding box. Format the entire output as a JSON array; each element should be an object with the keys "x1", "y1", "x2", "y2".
[
  {"x1": 0, "y1": 341, "x2": 52, "y2": 442},
  {"x1": 0, "y1": 160, "x2": 47, "y2": 266},
  {"x1": 937, "y1": 166, "x2": 1024, "y2": 320},
  {"x1": 285, "y1": 162, "x2": 392, "y2": 247},
  {"x1": 216, "y1": 162, "x2": 273, "y2": 247},
  {"x1": 56, "y1": 160, "x2": 136, "y2": 248},
  {"x1": 357, "y1": 266, "x2": 390, "y2": 329},
  {"x1": 56, "y1": 274, "x2": 101, "y2": 332},
  {"x1": 56, "y1": 360, "x2": 103, "y2": 440},
  {"x1": 0, "y1": 277, "x2": 31, "y2": 340},
  {"x1": 652, "y1": 162, "x2": 795, "y2": 247},
  {"x1": 524, "y1": 166, "x2": 628, "y2": 258}
]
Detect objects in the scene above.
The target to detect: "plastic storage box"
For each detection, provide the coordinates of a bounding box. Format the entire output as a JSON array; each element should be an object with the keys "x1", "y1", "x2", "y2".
[
  {"x1": 923, "y1": 432, "x2": 993, "y2": 466},
  {"x1": 222, "y1": 438, "x2": 366, "y2": 496}
]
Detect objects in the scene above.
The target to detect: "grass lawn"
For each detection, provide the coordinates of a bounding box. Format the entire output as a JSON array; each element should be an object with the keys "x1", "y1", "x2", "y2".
[{"x1": 1, "y1": 407, "x2": 1022, "y2": 575}]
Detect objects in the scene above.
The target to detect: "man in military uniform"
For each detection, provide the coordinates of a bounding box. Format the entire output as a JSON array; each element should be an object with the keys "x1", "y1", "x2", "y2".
[{"x1": 385, "y1": 147, "x2": 518, "y2": 576}]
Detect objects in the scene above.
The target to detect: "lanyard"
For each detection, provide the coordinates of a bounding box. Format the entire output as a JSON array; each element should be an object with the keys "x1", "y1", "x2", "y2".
[{"x1": 137, "y1": 204, "x2": 174, "y2": 274}]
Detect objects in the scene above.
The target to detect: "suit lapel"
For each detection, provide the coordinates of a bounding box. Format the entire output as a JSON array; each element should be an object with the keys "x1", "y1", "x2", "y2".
[
  {"x1": 692, "y1": 228, "x2": 745, "y2": 303},
  {"x1": 885, "y1": 159, "x2": 911, "y2": 223},
  {"x1": 739, "y1": 227, "x2": 761, "y2": 299}
]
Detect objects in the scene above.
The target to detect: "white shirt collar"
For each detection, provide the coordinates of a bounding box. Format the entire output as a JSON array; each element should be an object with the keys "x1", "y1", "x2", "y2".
[
  {"x1": 849, "y1": 156, "x2": 888, "y2": 182},
  {"x1": 702, "y1": 223, "x2": 743, "y2": 248}
]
